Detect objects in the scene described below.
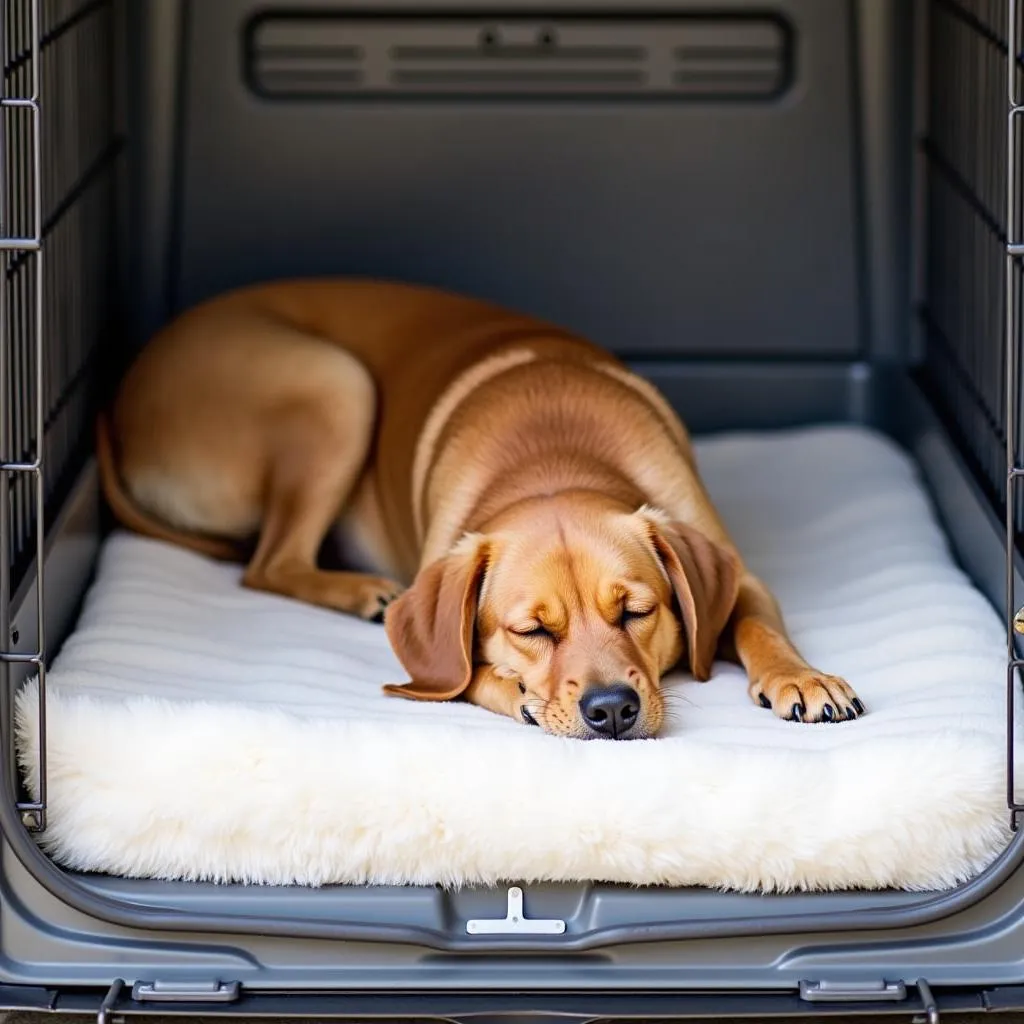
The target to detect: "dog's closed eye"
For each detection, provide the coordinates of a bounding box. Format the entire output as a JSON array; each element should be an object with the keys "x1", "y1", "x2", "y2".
[
  {"x1": 620, "y1": 606, "x2": 655, "y2": 626},
  {"x1": 510, "y1": 624, "x2": 555, "y2": 642}
]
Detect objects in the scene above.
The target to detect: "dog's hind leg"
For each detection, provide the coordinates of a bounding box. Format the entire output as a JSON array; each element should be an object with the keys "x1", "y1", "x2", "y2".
[{"x1": 241, "y1": 358, "x2": 404, "y2": 621}]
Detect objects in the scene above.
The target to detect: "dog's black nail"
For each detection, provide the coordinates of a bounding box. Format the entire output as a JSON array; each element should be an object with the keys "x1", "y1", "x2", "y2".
[
  {"x1": 822, "y1": 705, "x2": 835, "y2": 722},
  {"x1": 791, "y1": 703, "x2": 804, "y2": 722},
  {"x1": 853, "y1": 698, "x2": 865, "y2": 714},
  {"x1": 758, "y1": 693, "x2": 772, "y2": 709},
  {"x1": 846, "y1": 705, "x2": 857, "y2": 720}
]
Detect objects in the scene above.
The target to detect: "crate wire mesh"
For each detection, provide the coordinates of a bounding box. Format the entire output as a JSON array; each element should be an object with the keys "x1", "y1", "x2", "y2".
[
  {"x1": 1, "y1": 0, "x2": 47, "y2": 830},
  {"x1": 7, "y1": 0, "x2": 117, "y2": 587},
  {"x1": 920, "y1": 0, "x2": 1010, "y2": 504},
  {"x1": 1008, "y1": 0, "x2": 1024, "y2": 826},
  {"x1": 915, "y1": 0, "x2": 1024, "y2": 826},
  {"x1": 0, "y1": 0, "x2": 119, "y2": 830}
]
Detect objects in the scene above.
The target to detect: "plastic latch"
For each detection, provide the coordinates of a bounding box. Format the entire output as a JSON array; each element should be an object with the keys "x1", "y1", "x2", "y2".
[
  {"x1": 466, "y1": 886, "x2": 566, "y2": 935},
  {"x1": 131, "y1": 980, "x2": 240, "y2": 1003},
  {"x1": 799, "y1": 979, "x2": 908, "y2": 1003}
]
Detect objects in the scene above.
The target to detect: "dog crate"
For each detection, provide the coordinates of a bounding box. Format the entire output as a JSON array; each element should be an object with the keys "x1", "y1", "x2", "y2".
[{"x1": 5, "y1": 0, "x2": 1024, "y2": 1018}]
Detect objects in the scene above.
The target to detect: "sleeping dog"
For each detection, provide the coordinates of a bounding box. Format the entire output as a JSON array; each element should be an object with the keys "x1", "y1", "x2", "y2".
[{"x1": 96, "y1": 279, "x2": 864, "y2": 739}]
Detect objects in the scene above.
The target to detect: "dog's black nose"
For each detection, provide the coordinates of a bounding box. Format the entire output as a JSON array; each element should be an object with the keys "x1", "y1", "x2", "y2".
[{"x1": 579, "y1": 683, "x2": 640, "y2": 738}]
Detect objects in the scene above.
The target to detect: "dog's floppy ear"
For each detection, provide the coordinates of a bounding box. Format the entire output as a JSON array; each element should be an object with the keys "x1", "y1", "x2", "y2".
[
  {"x1": 641, "y1": 512, "x2": 741, "y2": 682},
  {"x1": 383, "y1": 536, "x2": 490, "y2": 702}
]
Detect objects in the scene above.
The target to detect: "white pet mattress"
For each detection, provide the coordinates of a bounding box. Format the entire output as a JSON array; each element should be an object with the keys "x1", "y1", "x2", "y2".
[{"x1": 15, "y1": 425, "x2": 1022, "y2": 892}]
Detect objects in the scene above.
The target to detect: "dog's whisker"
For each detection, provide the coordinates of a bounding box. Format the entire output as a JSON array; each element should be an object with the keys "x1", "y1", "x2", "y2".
[
  {"x1": 661, "y1": 690, "x2": 695, "y2": 708},
  {"x1": 523, "y1": 696, "x2": 554, "y2": 728}
]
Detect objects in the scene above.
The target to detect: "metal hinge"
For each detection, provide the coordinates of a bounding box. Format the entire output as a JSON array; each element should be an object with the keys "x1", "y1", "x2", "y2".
[
  {"x1": 800, "y1": 978, "x2": 939, "y2": 1024},
  {"x1": 466, "y1": 885, "x2": 566, "y2": 935}
]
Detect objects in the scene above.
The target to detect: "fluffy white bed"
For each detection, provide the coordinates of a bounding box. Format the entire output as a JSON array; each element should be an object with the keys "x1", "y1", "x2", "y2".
[{"x1": 14, "y1": 425, "x2": 1021, "y2": 892}]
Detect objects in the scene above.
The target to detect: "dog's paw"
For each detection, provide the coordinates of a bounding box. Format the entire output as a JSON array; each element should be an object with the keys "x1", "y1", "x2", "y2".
[
  {"x1": 752, "y1": 669, "x2": 865, "y2": 723},
  {"x1": 358, "y1": 577, "x2": 405, "y2": 623}
]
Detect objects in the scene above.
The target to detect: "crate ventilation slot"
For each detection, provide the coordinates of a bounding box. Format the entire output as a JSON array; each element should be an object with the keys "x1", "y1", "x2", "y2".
[{"x1": 245, "y1": 12, "x2": 793, "y2": 100}]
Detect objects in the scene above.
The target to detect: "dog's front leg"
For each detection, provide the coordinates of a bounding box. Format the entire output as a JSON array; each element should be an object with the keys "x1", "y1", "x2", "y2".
[{"x1": 730, "y1": 573, "x2": 865, "y2": 723}]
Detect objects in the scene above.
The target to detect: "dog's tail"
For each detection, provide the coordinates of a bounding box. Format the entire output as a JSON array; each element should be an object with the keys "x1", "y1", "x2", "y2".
[{"x1": 95, "y1": 411, "x2": 245, "y2": 562}]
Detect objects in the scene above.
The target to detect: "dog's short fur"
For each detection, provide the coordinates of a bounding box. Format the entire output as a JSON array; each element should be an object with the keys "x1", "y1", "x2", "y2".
[{"x1": 97, "y1": 279, "x2": 863, "y2": 738}]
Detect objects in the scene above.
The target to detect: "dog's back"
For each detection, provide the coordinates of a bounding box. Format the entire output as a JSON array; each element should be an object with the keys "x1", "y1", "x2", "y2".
[{"x1": 100, "y1": 277, "x2": 613, "y2": 577}]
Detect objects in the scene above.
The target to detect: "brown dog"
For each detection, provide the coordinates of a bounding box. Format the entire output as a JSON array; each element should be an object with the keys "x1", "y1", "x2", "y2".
[{"x1": 96, "y1": 278, "x2": 863, "y2": 739}]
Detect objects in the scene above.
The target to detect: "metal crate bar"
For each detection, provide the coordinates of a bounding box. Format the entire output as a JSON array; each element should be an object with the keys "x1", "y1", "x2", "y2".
[
  {"x1": 0, "y1": 0, "x2": 45, "y2": 831},
  {"x1": 920, "y1": 0, "x2": 1024, "y2": 828},
  {"x1": 0, "y1": 0, "x2": 117, "y2": 831},
  {"x1": 1008, "y1": 0, "x2": 1024, "y2": 827}
]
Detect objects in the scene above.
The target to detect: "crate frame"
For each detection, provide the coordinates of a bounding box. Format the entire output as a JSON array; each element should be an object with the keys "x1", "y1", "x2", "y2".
[{"x1": 4, "y1": 0, "x2": 1024, "y2": 996}]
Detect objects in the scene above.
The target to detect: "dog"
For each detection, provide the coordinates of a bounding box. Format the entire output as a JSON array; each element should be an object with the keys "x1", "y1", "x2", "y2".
[{"x1": 96, "y1": 278, "x2": 864, "y2": 739}]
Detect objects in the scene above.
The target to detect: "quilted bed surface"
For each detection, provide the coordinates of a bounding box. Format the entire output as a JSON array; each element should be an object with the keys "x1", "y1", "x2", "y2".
[{"x1": 15, "y1": 425, "x2": 1020, "y2": 890}]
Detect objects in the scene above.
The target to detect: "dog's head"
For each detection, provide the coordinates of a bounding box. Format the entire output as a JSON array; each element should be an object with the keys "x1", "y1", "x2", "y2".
[{"x1": 383, "y1": 496, "x2": 740, "y2": 739}]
